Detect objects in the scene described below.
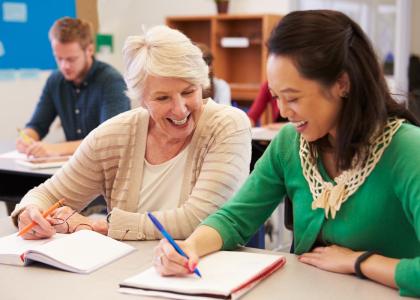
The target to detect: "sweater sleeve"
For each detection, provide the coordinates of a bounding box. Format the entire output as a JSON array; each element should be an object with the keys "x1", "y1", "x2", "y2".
[
  {"x1": 11, "y1": 128, "x2": 106, "y2": 224},
  {"x1": 26, "y1": 74, "x2": 58, "y2": 139},
  {"x1": 99, "y1": 71, "x2": 130, "y2": 123},
  {"x1": 392, "y1": 125, "x2": 420, "y2": 297},
  {"x1": 202, "y1": 125, "x2": 294, "y2": 249},
  {"x1": 108, "y1": 107, "x2": 253, "y2": 240}
]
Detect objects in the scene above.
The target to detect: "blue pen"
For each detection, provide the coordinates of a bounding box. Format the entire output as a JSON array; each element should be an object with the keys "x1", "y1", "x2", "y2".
[{"x1": 147, "y1": 212, "x2": 202, "y2": 278}]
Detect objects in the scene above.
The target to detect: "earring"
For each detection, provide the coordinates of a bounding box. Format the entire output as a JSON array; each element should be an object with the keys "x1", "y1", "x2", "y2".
[{"x1": 341, "y1": 92, "x2": 349, "y2": 99}]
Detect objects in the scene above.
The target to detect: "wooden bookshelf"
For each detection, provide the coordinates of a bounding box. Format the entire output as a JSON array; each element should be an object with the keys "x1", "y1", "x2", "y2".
[{"x1": 166, "y1": 14, "x2": 282, "y2": 104}]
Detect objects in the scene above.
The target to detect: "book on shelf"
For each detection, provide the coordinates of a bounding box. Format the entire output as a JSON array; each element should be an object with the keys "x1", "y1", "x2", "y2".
[
  {"x1": 0, "y1": 230, "x2": 135, "y2": 274},
  {"x1": 119, "y1": 250, "x2": 286, "y2": 300},
  {"x1": 15, "y1": 155, "x2": 71, "y2": 169},
  {"x1": 220, "y1": 37, "x2": 250, "y2": 48}
]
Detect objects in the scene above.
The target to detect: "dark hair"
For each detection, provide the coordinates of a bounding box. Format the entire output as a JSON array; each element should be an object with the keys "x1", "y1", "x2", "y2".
[
  {"x1": 49, "y1": 17, "x2": 94, "y2": 50},
  {"x1": 268, "y1": 10, "x2": 419, "y2": 170},
  {"x1": 196, "y1": 43, "x2": 215, "y2": 99}
]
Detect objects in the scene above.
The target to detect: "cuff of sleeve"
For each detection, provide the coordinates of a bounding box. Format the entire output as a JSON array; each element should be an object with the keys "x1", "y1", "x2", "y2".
[
  {"x1": 10, "y1": 201, "x2": 41, "y2": 227},
  {"x1": 395, "y1": 258, "x2": 420, "y2": 297},
  {"x1": 10, "y1": 206, "x2": 25, "y2": 227},
  {"x1": 107, "y1": 207, "x2": 146, "y2": 240},
  {"x1": 11, "y1": 195, "x2": 55, "y2": 226},
  {"x1": 202, "y1": 216, "x2": 242, "y2": 250}
]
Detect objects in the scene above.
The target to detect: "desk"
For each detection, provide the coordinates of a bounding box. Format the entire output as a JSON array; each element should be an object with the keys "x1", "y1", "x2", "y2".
[
  {"x1": 0, "y1": 218, "x2": 410, "y2": 300},
  {"x1": 0, "y1": 146, "x2": 57, "y2": 214},
  {"x1": 251, "y1": 127, "x2": 279, "y2": 141}
]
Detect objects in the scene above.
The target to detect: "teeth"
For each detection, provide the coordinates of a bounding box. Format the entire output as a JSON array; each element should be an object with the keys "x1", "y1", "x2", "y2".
[
  {"x1": 171, "y1": 116, "x2": 188, "y2": 125},
  {"x1": 293, "y1": 121, "x2": 306, "y2": 127}
]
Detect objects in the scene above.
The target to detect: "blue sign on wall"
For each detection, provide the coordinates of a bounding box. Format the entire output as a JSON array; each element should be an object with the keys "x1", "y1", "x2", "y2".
[{"x1": 0, "y1": 0, "x2": 76, "y2": 69}]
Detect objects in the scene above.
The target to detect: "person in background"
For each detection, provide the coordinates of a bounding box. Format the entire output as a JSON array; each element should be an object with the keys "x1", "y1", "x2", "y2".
[
  {"x1": 16, "y1": 17, "x2": 130, "y2": 157},
  {"x1": 153, "y1": 10, "x2": 420, "y2": 297},
  {"x1": 12, "y1": 25, "x2": 251, "y2": 242},
  {"x1": 196, "y1": 43, "x2": 231, "y2": 106},
  {"x1": 247, "y1": 81, "x2": 285, "y2": 129}
]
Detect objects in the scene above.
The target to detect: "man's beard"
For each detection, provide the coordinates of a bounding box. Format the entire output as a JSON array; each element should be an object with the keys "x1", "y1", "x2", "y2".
[{"x1": 67, "y1": 53, "x2": 91, "y2": 84}]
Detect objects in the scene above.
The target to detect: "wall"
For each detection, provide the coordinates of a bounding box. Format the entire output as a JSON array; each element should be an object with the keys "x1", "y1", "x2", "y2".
[
  {"x1": 1, "y1": 0, "x2": 418, "y2": 141},
  {"x1": 0, "y1": 71, "x2": 51, "y2": 142},
  {"x1": 97, "y1": 0, "x2": 290, "y2": 73},
  {"x1": 411, "y1": 0, "x2": 420, "y2": 56},
  {"x1": 0, "y1": 0, "x2": 290, "y2": 142}
]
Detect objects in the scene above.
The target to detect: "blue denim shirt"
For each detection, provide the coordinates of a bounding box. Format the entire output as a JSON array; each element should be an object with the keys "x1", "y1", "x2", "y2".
[{"x1": 26, "y1": 59, "x2": 130, "y2": 140}]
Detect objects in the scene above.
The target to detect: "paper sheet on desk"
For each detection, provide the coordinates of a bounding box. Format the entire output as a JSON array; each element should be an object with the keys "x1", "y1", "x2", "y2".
[
  {"x1": 119, "y1": 251, "x2": 286, "y2": 300},
  {"x1": 15, "y1": 155, "x2": 71, "y2": 169},
  {"x1": 0, "y1": 150, "x2": 26, "y2": 159}
]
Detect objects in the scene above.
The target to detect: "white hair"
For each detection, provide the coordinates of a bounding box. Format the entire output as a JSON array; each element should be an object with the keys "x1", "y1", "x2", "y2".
[{"x1": 123, "y1": 25, "x2": 210, "y2": 102}]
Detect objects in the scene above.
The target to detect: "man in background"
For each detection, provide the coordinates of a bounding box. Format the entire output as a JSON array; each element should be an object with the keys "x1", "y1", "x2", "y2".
[{"x1": 16, "y1": 17, "x2": 130, "y2": 157}]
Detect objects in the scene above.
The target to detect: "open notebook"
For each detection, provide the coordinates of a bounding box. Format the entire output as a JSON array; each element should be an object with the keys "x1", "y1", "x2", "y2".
[
  {"x1": 119, "y1": 251, "x2": 286, "y2": 300},
  {"x1": 0, "y1": 230, "x2": 135, "y2": 273}
]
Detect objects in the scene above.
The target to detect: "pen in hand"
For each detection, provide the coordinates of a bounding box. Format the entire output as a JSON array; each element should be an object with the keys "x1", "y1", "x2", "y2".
[
  {"x1": 16, "y1": 128, "x2": 33, "y2": 145},
  {"x1": 18, "y1": 198, "x2": 65, "y2": 237},
  {"x1": 147, "y1": 212, "x2": 202, "y2": 278}
]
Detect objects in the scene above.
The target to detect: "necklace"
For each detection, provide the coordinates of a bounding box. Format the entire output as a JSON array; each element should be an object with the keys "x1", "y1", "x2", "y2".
[{"x1": 300, "y1": 118, "x2": 403, "y2": 219}]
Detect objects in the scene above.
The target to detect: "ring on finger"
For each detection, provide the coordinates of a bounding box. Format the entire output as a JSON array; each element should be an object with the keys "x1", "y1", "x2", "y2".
[
  {"x1": 32, "y1": 229, "x2": 36, "y2": 235},
  {"x1": 158, "y1": 254, "x2": 164, "y2": 265}
]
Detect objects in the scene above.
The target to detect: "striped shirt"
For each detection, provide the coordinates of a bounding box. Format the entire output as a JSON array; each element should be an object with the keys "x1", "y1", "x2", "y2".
[{"x1": 13, "y1": 99, "x2": 252, "y2": 240}]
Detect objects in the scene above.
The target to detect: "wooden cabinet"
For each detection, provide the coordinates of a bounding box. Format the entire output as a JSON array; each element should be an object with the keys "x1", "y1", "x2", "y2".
[{"x1": 166, "y1": 14, "x2": 282, "y2": 103}]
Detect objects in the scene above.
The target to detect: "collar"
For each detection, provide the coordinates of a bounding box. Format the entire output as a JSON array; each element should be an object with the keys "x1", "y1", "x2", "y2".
[{"x1": 301, "y1": 118, "x2": 404, "y2": 219}]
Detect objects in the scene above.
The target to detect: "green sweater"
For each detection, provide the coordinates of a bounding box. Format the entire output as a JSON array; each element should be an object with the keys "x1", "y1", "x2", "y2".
[{"x1": 203, "y1": 123, "x2": 420, "y2": 297}]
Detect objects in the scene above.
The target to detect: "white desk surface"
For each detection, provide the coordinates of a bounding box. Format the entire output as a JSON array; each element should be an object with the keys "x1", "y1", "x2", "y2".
[
  {"x1": 0, "y1": 217, "x2": 410, "y2": 300},
  {"x1": 251, "y1": 127, "x2": 280, "y2": 141},
  {"x1": 0, "y1": 150, "x2": 57, "y2": 176}
]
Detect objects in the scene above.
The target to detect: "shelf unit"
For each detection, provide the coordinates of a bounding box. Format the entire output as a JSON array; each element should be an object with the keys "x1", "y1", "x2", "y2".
[{"x1": 166, "y1": 14, "x2": 282, "y2": 104}]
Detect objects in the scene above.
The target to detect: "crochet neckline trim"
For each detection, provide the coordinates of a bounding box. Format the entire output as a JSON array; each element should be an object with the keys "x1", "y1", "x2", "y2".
[{"x1": 299, "y1": 118, "x2": 403, "y2": 219}]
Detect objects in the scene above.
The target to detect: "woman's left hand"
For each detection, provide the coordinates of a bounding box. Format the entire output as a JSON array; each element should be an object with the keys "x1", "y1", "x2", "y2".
[
  {"x1": 298, "y1": 244, "x2": 362, "y2": 274},
  {"x1": 48, "y1": 206, "x2": 94, "y2": 233}
]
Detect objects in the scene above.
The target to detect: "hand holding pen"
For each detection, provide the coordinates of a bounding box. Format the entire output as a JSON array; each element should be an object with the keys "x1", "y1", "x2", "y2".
[
  {"x1": 17, "y1": 128, "x2": 33, "y2": 145},
  {"x1": 16, "y1": 128, "x2": 34, "y2": 154},
  {"x1": 148, "y1": 212, "x2": 202, "y2": 278},
  {"x1": 17, "y1": 199, "x2": 65, "y2": 240}
]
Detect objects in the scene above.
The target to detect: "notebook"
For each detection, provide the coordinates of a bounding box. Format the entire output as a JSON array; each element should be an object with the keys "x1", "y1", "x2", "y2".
[
  {"x1": 0, "y1": 230, "x2": 135, "y2": 273},
  {"x1": 119, "y1": 251, "x2": 286, "y2": 300},
  {"x1": 15, "y1": 155, "x2": 71, "y2": 169}
]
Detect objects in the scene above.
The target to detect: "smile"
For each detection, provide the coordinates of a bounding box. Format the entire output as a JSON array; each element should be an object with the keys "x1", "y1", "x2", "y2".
[
  {"x1": 169, "y1": 115, "x2": 189, "y2": 126},
  {"x1": 292, "y1": 120, "x2": 307, "y2": 128}
]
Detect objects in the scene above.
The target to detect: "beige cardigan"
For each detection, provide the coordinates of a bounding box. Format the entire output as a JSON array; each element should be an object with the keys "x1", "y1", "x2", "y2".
[{"x1": 12, "y1": 99, "x2": 252, "y2": 240}]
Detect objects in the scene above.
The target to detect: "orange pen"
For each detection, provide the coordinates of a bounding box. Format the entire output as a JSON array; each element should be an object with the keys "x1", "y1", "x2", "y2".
[{"x1": 18, "y1": 198, "x2": 65, "y2": 236}]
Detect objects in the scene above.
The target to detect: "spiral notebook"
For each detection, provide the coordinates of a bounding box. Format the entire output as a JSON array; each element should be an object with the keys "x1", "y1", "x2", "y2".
[
  {"x1": 0, "y1": 230, "x2": 135, "y2": 273},
  {"x1": 119, "y1": 251, "x2": 286, "y2": 300}
]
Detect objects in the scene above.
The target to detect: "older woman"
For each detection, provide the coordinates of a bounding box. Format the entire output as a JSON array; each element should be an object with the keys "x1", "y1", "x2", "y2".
[
  {"x1": 153, "y1": 11, "x2": 420, "y2": 297},
  {"x1": 12, "y1": 25, "x2": 251, "y2": 241}
]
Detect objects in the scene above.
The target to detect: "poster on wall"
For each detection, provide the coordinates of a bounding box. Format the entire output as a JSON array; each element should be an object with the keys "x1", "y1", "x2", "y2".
[{"x1": 0, "y1": 0, "x2": 76, "y2": 70}]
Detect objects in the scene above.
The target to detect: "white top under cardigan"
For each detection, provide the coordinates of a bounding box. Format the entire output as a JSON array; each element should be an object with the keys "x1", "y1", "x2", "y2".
[
  {"x1": 139, "y1": 145, "x2": 190, "y2": 212},
  {"x1": 12, "y1": 99, "x2": 252, "y2": 240}
]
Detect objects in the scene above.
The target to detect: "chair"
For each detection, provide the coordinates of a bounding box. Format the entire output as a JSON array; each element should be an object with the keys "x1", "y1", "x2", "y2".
[
  {"x1": 246, "y1": 225, "x2": 265, "y2": 249},
  {"x1": 284, "y1": 196, "x2": 294, "y2": 253},
  {"x1": 245, "y1": 196, "x2": 294, "y2": 250},
  {"x1": 284, "y1": 196, "x2": 293, "y2": 231}
]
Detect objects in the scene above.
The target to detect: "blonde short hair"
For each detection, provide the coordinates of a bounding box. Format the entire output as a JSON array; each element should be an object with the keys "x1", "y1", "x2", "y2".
[{"x1": 123, "y1": 25, "x2": 210, "y2": 102}]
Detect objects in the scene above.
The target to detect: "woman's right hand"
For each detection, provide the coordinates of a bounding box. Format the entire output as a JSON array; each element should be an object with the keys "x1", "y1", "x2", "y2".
[
  {"x1": 17, "y1": 205, "x2": 56, "y2": 240},
  {"x1": 153, "y1": 238, "x2": 200, "y2": 276},
  {"x1": 16, "y1": 137, "x2": 31, "y2": 154}
]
